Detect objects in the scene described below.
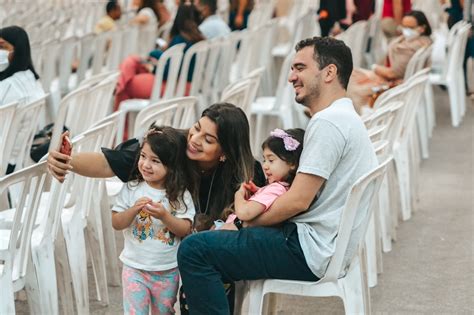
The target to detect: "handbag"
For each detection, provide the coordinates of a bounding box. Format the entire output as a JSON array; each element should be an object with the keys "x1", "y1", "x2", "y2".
[{"x1": 30, "y1": 123, "x2": 69, "y2": 162}]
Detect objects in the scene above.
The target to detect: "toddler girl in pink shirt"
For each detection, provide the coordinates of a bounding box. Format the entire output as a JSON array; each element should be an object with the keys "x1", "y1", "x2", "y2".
[{"x1": 224, "y1": 128, "x2": 305, "y2": 225}]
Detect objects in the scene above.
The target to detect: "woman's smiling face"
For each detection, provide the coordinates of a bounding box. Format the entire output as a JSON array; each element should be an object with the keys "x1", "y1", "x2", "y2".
[{"x1": 186, "y1": 116, "x2": 223, "y2": 171}]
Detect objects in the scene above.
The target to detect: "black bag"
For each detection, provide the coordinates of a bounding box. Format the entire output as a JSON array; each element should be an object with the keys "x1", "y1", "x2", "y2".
[{"x1": 30, "y1": 123, "x2": 69, "y2": 162}]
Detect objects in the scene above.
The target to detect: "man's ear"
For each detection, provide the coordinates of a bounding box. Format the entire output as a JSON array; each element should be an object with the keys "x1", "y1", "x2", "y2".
[{"x1": 324, "y1": 64, "x2": 338, "y2": 83}]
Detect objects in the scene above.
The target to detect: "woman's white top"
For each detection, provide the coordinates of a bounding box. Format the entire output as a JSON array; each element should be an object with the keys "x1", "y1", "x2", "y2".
[{"x1": 0, "y1": 70, "x2": 45, "y2": 105}]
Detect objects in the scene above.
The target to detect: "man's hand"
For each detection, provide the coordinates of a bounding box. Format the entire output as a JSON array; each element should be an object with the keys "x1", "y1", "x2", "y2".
[{"x1": 47, "y1": 131, "x2": 73, "y2": 183}]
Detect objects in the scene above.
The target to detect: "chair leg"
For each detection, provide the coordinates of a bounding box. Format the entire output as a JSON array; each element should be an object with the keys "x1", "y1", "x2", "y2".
[
  {"x1": 99, "y1": 188, "x2": 121, "y2": 286},
  {"x1": 62, "y1": 218, "x2": 90, "y2": 314},
  {"x1": 378, "y1": 177, "x2": 392, "y2": 252},
  {"x1": 247, "y1": 280, "x2": 265, "y2": 315},
  {"x1": 447, "y1": 83, "x2": 460, "y2": 127},
  {"x1": 54, "y1": 233, "x2": 75, "y2": 315},
  {"x1": 0, "y1": 251, "x2": 15, "y2": 314},
  {"x1": 342, "y1": 257, "x2": 370, "y2": 315},
  {"x1": 364, "y1": 213, "x2": 378, "y2": 288},
  {"x1": 25, "y1": 239, "x2": 59, "y2": 315},
  {"x1": 416, "y1": 104, "x2": 430, "y2": 159},
  {"x1": 393, "y1": 144, "x2": 412, "y2": 221},
  {"x1": 425, "y1": 84, "x2": 435, "y2": 136},
  {"x1": 85, "y1": 206, "x2": 110, "y2": 304}
]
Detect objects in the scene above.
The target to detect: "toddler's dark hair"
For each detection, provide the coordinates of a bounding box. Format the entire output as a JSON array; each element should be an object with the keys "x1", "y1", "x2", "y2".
[
  {"x1": 130, "y1": 126, "x2": 194, "y2": 211},
  {"x1": 261, "y1": 128, "x2": 305, "y2": 184}
]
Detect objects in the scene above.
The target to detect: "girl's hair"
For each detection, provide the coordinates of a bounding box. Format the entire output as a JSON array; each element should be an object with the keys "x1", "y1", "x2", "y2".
[
  {"x1": 170, "y1": 4, "x2": 205, "y2": 43},
  {"x1": 0, "y1": 26, "x2": 39, "y2": 81},
  {"x1": 200, "y1": 103, "x2": 255, "y2": 219},
  {"x1": 130, "y1": 126, "x2": 195, "y2": 210},
  {"x1": 138, "y1": 0, "x2": 162, "y2": 23},
  {"x1": 404, "y1": 10, "x2": 432, "y2": 36},
  {"x1": 262, "y1": 128, "x2": 305, "y2": 185}
]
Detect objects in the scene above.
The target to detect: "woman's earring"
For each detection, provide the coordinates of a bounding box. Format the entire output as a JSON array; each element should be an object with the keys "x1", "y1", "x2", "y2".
[{"x1": 219, "y1": 156, "x2": 226, "y2": 162}]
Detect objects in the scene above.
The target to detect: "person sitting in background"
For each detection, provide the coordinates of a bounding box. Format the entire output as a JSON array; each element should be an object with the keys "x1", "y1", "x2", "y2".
[
  {"x1": 131, "y1": 0, "x2": 171, "y2": 27},
  {"x1": 114, "y1": 3, "x2": 204, "y2": 112},
  {"x1": 229, "y1": 0, "x2": 254, "y2": 30},
  {"x1": 381, "y1": 0, "x2": 412, "y2": 40},
  {"x1": 94, "y1": 0, "x2": 122, "y2": 34},
  {"x1": 347, "y1": 10, "x2": 432, "y2": 109},
  {"x1": 0, "y1": 26, "x2": 44, "y2": 105},
  {"x1": 195, "y1": 0, "x2": 231, "y2": 39}
]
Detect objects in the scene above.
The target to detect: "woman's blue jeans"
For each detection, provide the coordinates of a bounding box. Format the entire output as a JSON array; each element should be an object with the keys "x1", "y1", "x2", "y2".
[{"x1": 177, "y1": 223, "x2": 319, "y2": 315}]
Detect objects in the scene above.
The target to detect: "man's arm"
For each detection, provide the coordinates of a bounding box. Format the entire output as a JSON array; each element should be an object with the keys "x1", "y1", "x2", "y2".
[{"x1": 247, "y1": 173, "x2": 325, "y2": 226}]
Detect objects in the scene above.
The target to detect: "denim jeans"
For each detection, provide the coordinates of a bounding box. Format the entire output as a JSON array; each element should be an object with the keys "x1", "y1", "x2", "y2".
[{"x1": 177, "y1": 223, "x2": 319, "y2": 315}]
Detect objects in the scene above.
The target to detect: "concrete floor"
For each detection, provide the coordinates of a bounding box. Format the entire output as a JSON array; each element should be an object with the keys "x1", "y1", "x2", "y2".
[{"x1": 15, "y1": 88, "x2": 474, "y2": 314}]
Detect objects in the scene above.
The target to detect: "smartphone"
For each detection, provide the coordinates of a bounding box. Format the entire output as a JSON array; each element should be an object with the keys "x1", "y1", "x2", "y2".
[{"x1": 59, "y1": 135, "x2": 72, "y2": 156}]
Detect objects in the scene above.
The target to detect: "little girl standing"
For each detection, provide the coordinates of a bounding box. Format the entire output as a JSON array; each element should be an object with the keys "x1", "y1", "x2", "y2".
[
  {"x1": 223, "y1": 128, "x2": 305, "y2": 228},
  {"x1": 112, "y1": 126, "x2": 195, "y2": 314}
]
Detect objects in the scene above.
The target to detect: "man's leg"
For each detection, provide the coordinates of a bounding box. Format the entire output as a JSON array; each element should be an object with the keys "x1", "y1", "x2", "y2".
[{"x1": 177, "y1": 223, "x2": 318, "y2": 315}]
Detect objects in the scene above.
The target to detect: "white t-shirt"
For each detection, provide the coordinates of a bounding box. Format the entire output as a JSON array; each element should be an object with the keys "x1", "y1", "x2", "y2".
[
  {"x1": 291, "y1": 97, "x2": 378, "y2": 278},
  {"x1": 199, "y1": 15, "x2": 231, "y2": 39},
  {"x1": 0, "y1": 70, "x2": 45, "y2": 105},
  {"x1": 112, "y1": 182, "x2": 195, "y2": 271}
]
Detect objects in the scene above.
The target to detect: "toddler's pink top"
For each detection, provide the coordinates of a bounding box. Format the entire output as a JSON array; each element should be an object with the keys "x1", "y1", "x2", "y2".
[
  {"x1": 248, "y1": 181, "x2": 289, "y2": 212},
  {"x1": 225, "y1": 182, "x2": 289, "y2": 223}
]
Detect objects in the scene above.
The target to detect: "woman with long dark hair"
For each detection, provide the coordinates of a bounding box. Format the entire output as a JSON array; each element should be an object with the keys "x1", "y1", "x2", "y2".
[{"x1": 0, "y1": 26, "x2": 44, "y2": 105}]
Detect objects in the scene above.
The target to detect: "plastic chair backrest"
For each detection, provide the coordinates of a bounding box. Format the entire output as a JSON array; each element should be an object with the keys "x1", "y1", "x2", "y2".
[
  {"x1": 76, "y1": 33, "x2": 96, "y2": 85},
  {"x1": 58, "y1": 36, "x2": 78, "y2": 95},
  {"x1": 273, "y1": 51, "x2": 296, "y2": 111},
  {"x1": 0, "y1": 161, "x2": 48, "y2": 282},
  {"x1": 134, "y1": 104, "x2": 178, "y2": 138},
  {"x1": 0, "y1": 102, "x2": 18, "y2": 175},
  {"x1": 150, "y1": 43, "x2": 186, "y2": 101},
  {"x1": 49, "y1": 84, "x2": 91, "y2": 152},
  {"x1": 90, "y1": 111, "x2": 122, "y2": 148},
  {"x1": 175, "y1": 40, "x2": 210, "y2": 98},
  {"x1": 8, "y1": 96, "x2": 47, "y2": 170},
  {"x1": 335, "y1": 21, "x2": 369, "y2": 68},
  {"x1": 88, "y1": 72, "x2": 120, "y2": 122},
  {"x1": 323, "y1": 157, "x2": 390, "y2": 281},
  {"x1": 134, "y1": 96, "x2": 197, "y2": 134}
]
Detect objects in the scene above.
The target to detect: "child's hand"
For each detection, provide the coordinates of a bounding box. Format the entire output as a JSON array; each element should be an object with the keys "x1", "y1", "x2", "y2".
[
  {"x1": 133, "y1": 197, "x2": 152, "y2": 213},
  {"x1": 142, "y1": 201, "x2": 167, "y2": 220},
  {"x1": 242, "y1": 180, "x2": 259, "y2": 196}
]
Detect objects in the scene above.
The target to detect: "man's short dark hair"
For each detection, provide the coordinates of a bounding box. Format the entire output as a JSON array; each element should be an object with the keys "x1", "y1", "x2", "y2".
[
  {"x1": 295, "y1": 37, "x2": 353, "y2": 89},
  {"x1": 106, "y1": 0, "x2": 119, "y2": 14},
  {"x1": 199, "y1": 0, "x2": 217, "y2": 14}
]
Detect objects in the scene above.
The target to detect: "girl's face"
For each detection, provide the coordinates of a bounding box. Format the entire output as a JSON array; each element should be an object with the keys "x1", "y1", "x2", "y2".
[
  {"x1": 0, "y1": 37, "x2": 14, "y2": 63},
  {"x1": 262, "y1": 147, "x2": 294, "y2": 184},
  {"x1": 138, "y1": 142, "x2": 167, "y2": 189},
  {"x1": 187, "y1": 116, "x2": 224, "y2": 171}
]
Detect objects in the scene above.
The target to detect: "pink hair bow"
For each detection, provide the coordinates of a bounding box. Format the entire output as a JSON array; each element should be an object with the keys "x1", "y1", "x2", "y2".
[{"x1": 270, "y1": 128, "x2": 300, "y2": 151}]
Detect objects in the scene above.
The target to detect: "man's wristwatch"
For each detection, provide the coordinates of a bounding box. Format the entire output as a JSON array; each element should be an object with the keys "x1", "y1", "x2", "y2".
[{"x1": 233, "y1": 217, "x2": 244, "y2": 230}]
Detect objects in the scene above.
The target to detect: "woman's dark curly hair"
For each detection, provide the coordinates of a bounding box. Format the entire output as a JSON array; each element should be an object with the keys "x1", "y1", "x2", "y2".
[
  {"x1": 261, "y1": 128, "x2": 305, "y2": 185},
  {"x1": 129, "y1": 126, "x2": 194, "y2": 211}
]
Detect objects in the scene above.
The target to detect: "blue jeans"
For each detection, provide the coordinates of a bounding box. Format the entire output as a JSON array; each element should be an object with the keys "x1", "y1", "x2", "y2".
[{"x1": 177, "y1": 223, "x2": 319, "y2": 315}]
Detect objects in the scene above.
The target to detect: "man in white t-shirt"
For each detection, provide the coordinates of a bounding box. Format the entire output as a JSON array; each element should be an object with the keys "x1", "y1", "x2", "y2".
[
  {"x1": 195, "y1": 0, "x2": 231, "y2": 39},
  {"x1": 177, "y1": 36, "x2": 378, "y2": 314}
]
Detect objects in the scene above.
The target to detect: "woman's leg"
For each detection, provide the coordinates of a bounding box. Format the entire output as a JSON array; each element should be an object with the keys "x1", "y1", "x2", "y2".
[
  {"x1": 114, "y1": 55, "x2": 154, "y2": 111},
  {"x1": 148, "y1": 267, "x2": 180, "y2": 315},
  {"x1": 122, "y1": 265, "x2": 151, "y2": 314}
]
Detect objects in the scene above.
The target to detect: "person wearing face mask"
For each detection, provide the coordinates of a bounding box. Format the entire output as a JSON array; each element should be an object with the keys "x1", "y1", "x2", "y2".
[
  {"x1": 347, "y1": 10, "x2": 432, "y2": 110},
  {"x1": 0, "y1": 26, "x2": 45, "y2": 105}
]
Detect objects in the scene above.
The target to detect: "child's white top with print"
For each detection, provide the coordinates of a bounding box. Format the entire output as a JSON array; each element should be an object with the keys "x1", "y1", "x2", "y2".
[{"x1": 112, "y1": 182, "x2": 195, "y2": 271}]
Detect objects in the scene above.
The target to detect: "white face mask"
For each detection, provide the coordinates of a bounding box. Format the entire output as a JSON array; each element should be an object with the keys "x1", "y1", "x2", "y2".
[
  {"x1": 401, "y1": 27, "x2": 420, "y2": 40},
  {"x1": 0, "y1": 49, "x2": 10, "y2": 72}
]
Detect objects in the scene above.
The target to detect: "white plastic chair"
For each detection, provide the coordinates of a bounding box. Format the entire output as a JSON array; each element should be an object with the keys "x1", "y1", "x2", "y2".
[
  {"x1": 8, "y1": 96, "x2": 47, "y2": 170},
  {"x1": 250, "y1": 51, "x2": 296, "y2": 155},
  {"x1": 0, "y1": 102, "x2": 18, "y2": 176},
  {"x1": 57, "y1": 121, "x2": 116, "y2": 314},
  {"x1": 0, "y1": 161, "x2": 48, "y2": 314},
  {"x1": 242, "y1": 157, "x2": 391, "y2": 315},
  {"x1": 335, "y1": 21, "x2": 369, "y2": 68},
  {"x1": 116, "y1": 43, "x2": 186, "y2": 141},
  {"x1": 429, "y1": 22, "x2": 471, "y2": 127}
]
